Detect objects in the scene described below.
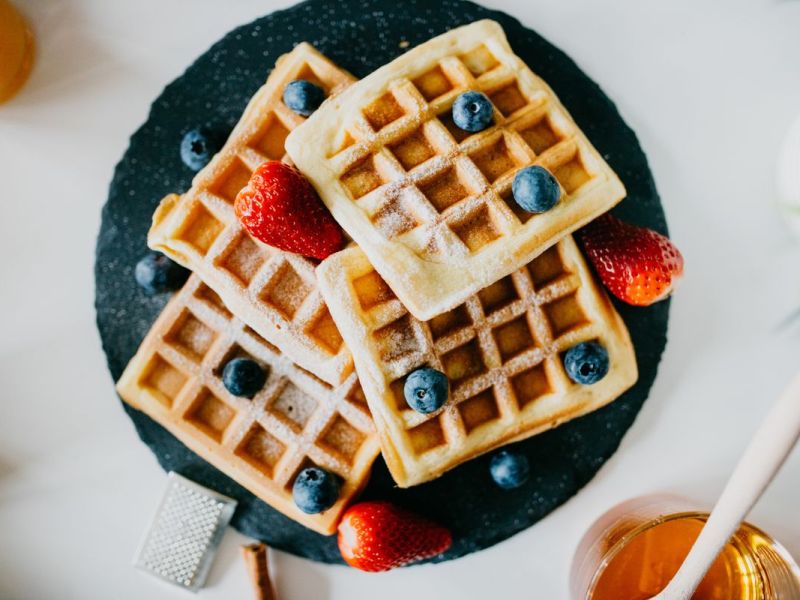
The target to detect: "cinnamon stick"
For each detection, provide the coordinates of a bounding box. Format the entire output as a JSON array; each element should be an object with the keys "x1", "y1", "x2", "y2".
[{"x1": 242, "y1": 543, "x2": 277, "y2": 600}]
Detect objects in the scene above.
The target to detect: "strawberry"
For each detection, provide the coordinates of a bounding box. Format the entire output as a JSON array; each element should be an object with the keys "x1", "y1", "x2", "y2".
[
  {"x1": 338, "y1": 501, "x2": 452, "y2": 572},
  {"x1": 579, "y1": 214, "x2": 684, "y2": 307},
  {"x1": 235, "y1": 161, "x2": 344, "y2": 260}
]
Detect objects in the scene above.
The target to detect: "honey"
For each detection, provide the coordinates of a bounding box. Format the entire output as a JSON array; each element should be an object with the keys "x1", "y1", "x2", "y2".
[
  {"x1": 592, "y1": 516, "x2": 771, "y2": 599},
  {"x1": 572, "y1": 497, "x2": 800, "y2": 600},
  {"x1": 0, "y1": 0, "x2": 34, "y2": 103}
]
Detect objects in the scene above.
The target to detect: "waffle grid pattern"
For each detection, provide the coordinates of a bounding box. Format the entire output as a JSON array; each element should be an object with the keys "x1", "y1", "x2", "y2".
[
  {"x1": 117, "y1": 275, "x2": 379, "y2": 534},
  {"x1": 149, "y1": 43, "x2": 357, "y2": 385},
  {"x1": 289, "y1": 21, "x2": 626, "y2": 320},
  {"x1": 332, "y1": 52, "x2": 595, "y2": 255},
  {"x1": 318, "y1": 237, "x2": 637, "y2": 486}
]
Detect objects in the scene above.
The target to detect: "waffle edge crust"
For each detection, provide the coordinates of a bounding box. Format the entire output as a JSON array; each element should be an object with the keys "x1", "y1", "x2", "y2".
[
  {"x1": 287, "y1": 20, "x2": 627, "y2": 321},
  {"x1": 317, "y1": 236, "x2": 637, "y2": 487}
]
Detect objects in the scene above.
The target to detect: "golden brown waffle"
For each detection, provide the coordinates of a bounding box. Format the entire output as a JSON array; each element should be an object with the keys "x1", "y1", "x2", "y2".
[
  {"x1": 287, "y1": 20, "x2": 626, "y2": 320},
  {"x1": 317, "y1": 236, "x2": 637, "y2": 487},
  {"x1": 149, "y1": 43, "x2": 356, "y2": 386},
  {"x1": 116, "y1": 275, "x2": 379, "y2": 535}
]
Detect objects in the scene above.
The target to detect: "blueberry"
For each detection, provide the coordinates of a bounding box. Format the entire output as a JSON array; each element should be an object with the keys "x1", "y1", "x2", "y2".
[
  {"x1": 563, "y1": 342, "x2": 609, "y2": 385},
  {"x1": 292, "y1": 467, "x2": 340, "y2": 514},
  {"x1": 404, "y1": 367, "x2": 449, "y2": 414},
  {"x1": 134, "y1": 252, "x2": 189, "y2": 294},
  {"x1": 452, "y1": 91, "x2": 494, "y2": 133},
  {"x1": 490, "y1": 450, "x2": 530, "y2": 490},
  {"x1": 222, "y1": 358, "x2": 267, "y2": 398},
  {"x1": 282, "y1": 80, "x2": 326, "y2": 117},
  {"x1": 180, "y1": 127, "x2": 220, "y2": 171},
  {"x1": 512, "y1": 166, "x2": 561, "y2": 213}
]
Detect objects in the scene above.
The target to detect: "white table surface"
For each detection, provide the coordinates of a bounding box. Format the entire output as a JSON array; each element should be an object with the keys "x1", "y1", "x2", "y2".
[{"x1": 2, "y1": 0, "x2": 799, "y2": 598}]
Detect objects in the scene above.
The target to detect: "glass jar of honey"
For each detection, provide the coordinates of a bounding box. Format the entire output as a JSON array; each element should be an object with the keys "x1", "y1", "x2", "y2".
[{"x1": 571, "y1": 495, "x2": 800, "y2": 599}]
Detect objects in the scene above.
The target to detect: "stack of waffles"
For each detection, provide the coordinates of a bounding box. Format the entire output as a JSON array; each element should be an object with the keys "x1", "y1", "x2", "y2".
[
  {"x1": 118, "y1": 21, "x2": 638, "y2": 534},
  {"x1": 118, "y1": 43, "x2": 380, "y2": 535}
]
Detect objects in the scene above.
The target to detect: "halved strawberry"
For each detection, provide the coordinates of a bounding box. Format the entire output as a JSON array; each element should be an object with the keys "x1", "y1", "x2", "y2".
[
  {"x1": 338, "y1": 501, "x2": 452, "y2": 572},
  {"x1": 235, "y1": 161, "x2": 344, "y2": 260},
  {"x1": 579, "y1": 214, "x2": 684, "y2": 306}
]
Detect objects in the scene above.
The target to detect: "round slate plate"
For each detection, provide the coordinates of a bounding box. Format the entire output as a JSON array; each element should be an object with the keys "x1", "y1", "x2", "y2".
[{"x1": 95, "y1": 0, "x2": 670, "y2": 565}]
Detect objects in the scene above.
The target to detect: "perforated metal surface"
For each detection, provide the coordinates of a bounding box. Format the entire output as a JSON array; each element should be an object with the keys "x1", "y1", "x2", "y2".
[{"x1": 134, "y1": 473, "x2": 236, "y2": 591}]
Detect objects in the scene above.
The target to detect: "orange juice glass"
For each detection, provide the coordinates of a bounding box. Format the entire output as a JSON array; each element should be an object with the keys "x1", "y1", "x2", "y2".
[
  {"x1": 571, "y1": 495, "x2": 800, "y2": 599},
  {"x1": 0, "y1": 0, "x2": 34, "y2": 103}
]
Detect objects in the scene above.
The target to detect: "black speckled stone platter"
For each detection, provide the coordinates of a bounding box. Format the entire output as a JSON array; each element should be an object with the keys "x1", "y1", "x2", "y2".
[{"x1": 95, "y1": 0, "x2": 670, "y2": 565}]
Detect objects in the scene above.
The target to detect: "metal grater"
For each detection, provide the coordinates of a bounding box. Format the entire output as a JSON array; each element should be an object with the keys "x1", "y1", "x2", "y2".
[{"x1": 134, "y1": 472, "x2": 237, "y2": 592}]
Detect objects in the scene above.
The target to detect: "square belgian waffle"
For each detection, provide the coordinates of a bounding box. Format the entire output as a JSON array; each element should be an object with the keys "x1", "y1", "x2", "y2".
[
  {"x1": 287, "y1": 20, "x2": 626, "y2": 320},
  {"x1": 116, "y1": 275, "x2": 380, "y2": 534},
  {"x1": 148, "y1": 43, "x2": 356, "y2": 386},
  {"x1": 317, "y1": 236, "x2": 637, "y2": 487}
]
